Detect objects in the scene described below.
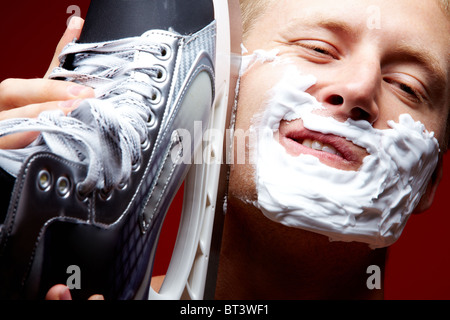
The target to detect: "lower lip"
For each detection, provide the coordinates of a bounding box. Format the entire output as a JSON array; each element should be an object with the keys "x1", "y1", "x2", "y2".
[{"x1": 279, "y1": 136, "x2": 359, "y2": 171}]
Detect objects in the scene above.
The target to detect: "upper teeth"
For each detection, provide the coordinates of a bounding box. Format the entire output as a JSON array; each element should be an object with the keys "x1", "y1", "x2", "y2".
[{"x1": 302, "y1": 139, "x2": 342, "y2": 157}]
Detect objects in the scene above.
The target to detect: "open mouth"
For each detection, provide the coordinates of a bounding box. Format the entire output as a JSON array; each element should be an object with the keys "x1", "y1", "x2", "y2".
[
  {"x1": 298, "y1": 138, "x2": 343, "y2": 157},
  {"x1": 277, "y1": 120, "x2": 368, "y2": 171}
]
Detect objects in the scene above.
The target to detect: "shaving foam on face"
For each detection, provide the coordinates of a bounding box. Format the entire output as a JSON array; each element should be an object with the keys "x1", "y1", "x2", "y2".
[{"x1": 244, "y1": 52, "x2": 440, "y2": 249}]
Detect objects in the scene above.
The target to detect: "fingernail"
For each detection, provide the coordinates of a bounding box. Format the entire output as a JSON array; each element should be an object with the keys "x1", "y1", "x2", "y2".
[
  {"x1": 59, "y1": 99, "x2": 81, "y2": 109},
  {"x1": 59, "y1": 287, "x2": 72, "y2": 300},
  {"x1": 68, "y1": 85, "x2": 91, "y2": 97},
  {"x1": 68, "y1": 16, "x2": 83, "y2": 30}
]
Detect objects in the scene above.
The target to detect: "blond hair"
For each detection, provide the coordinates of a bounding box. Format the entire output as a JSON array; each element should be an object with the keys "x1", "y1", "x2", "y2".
[
  {"x1": 239, "y1": 0, "x2": 450, "y2": 29},
  {"x1": 239, "y1": 0, "x2": 274, "y2": 40}
]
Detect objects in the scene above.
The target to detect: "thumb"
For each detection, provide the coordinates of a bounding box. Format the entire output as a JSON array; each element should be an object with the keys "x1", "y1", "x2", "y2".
[
  {"x1": 44, "y1": 16, "x2": 84, "y2": 78},
  {"x1": 45, "y1": 285, "x2": 72, "y2": 300}
]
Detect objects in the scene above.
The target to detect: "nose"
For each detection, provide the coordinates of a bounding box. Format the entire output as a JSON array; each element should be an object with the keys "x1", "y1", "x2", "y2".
[{"x1": 316, "y1": 61, "x2": 380, "y2": 124}]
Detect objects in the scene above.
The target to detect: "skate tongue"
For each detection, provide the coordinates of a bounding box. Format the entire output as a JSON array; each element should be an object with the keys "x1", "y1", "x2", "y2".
[{"x1": 78, "y1": 0, "x2": 214, "y2": 44}]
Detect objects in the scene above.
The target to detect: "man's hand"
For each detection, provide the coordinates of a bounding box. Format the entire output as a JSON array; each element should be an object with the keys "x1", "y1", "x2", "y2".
[
  {"x1": 46, "y1": 284, "x2": 104, "y2": 301},
  {"x1": 0, "y1": 16, "x2": 95, "y2": 149}
]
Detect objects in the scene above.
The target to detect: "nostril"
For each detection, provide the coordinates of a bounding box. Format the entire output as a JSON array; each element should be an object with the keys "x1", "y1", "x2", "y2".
[
  {"x1": 350, "y1": 107, "x2": 371, "y2": 122},
  {"x1": 326, "y1": 94, "x2": 344, "y2": 106}
]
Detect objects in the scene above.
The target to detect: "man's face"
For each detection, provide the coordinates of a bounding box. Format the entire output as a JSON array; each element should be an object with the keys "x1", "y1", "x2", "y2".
[{"x1": 230, "y1": 0, "x2": 450, "y2": 204}]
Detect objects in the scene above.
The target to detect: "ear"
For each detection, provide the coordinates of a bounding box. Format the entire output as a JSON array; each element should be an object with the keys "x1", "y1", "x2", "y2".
[{"x1": 413, "y1": 155, "x2": 444, "y2": 214}]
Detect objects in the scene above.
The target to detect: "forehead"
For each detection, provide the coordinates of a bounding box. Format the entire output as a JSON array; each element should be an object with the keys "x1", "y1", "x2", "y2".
[
  {"x1": 255, "y1": 0, "x2": 449, "y2": 39},
  {"x1": 250, "y1": 1, "x2": 450, "y2": 89}
]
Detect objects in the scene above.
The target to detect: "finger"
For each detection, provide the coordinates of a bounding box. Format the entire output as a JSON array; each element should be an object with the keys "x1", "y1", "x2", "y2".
[
  {"x1": 45, "y1": 285, "x2": 72, "y2": 300},
  {"x1": 0, "y1": 131, "x2": 40, "y2": 150},
  {"x1": 45, "y1": 16, "x2": 85, "y2": 78},
  {"x1": 88, "y1": 294, "x2": 105, "y2": 300},
  {"x1": 150, "y1": 275, "x2": 165, "y2": 292},
  {"x1": 0, "y1": 78, "x2": 94, "y2": 110},
  {"x1": 0, "y1": 99, "x2": 82, "y2": 120},
  {"x1": 0, "y1": 99, "x2": 83, "y2": 149}
]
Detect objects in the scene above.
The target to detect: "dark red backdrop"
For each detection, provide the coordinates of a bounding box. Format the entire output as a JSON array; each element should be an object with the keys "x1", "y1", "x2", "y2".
[{"x1": 1, "y1": 0, "x2": 448, "y2": 299}]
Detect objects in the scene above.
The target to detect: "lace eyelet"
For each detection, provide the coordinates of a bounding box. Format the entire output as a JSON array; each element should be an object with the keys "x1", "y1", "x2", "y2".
[
  {"x1": 37, "y1": 169, "x2": 52, "y2": 192},
  {"x1": 158, "y1": 44, "x2": 171, "y2": 61},
  {"x1": 132, "y1": 158, "x2": 142, "y2": 172},
  {"x1": 141, "y1": 137, "x2": 151, "y2": 151},
  {"x1": 98, "y1": 188, "x2": 113, "y2": 202},
  {"x1": 146, "y1": 110, "x2": 157, "y2": 128},
  {"x1": 76, "y1": 183, "x2": 89, "y2": 203},
  {"x1": 152, "y1": 65, "x2": 167, "y2": 83},
  {"x1": 56, "y1": 176, "x2": 71, "y2": 198},
  {"x1": 118, "y1": 182, "x2": 128, "y2": 191},
  {"x1": 149, "y1": 88, "x2": 162, "y2": 105}
]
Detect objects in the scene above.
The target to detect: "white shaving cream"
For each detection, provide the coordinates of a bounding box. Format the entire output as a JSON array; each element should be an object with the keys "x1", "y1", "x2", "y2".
[{"x1": 243, "y1": 50, "x2": 440, "y2": 248}]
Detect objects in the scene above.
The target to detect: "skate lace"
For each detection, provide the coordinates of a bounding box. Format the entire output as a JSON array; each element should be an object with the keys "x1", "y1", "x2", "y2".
[{"x1": 0, "y1": 34, "x2": 171, "y2": 197}]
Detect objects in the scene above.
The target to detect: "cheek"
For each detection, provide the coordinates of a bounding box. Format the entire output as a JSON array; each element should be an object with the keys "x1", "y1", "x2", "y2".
[
  {"x1": 228, "y1": 98, "x2": 259, "y2": 203},
  {"x1": 228, "y1": 161, "x2": 258, "y2": 203},
  {"x1": 373, "y1": 102, "x2": 446, "y2": 143},
  {"x1": 425, "y1": 118, "x2": 447, "y2": 148},
  {"x1": 228, "y1": 65, "x2": 279, "y2": 202},
  {"x1": 234, "y1": 68, "x2": 275, "y2": 131},
  {"x1": 233, "y1": 86, "x2": 257, "y2": 133},
  {"x1": 227, "y1": 85, "x2": 260, "y2": 203}
]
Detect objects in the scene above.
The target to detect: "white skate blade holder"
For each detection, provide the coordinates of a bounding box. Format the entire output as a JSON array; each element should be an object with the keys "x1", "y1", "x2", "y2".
[{"x1": 148, "y1": 0, "x2": 242, "y2": 300}]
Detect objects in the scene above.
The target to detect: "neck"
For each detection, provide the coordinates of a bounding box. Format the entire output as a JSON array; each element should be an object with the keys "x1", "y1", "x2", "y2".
[{"x1": 214, "y1": 196, "x2": 387, "y2": 300}]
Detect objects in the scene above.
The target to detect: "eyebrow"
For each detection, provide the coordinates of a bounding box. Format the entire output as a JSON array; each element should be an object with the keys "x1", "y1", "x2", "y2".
[
  {"x1": 283, "y1": 17, "x2": 362, "y2": 42},
  {"x1": 314, "y1": 19, "x2": 361, "y2": 40},
  {"x1": 282, "y1": 17, "x2": 447, "y2": 100},
  {"x1": 388, "y1": 42, "x2": 446, "y2": 99}
]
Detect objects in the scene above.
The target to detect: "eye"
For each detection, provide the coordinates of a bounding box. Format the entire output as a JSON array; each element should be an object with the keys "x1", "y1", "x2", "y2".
[
  {"x1": 384, "y1": 77, "x2": 425, "y2": 104},
  {"x1": 399, "y1": 83, "x2": 417, "y2": 96},
  {"x1": 305, "y1": 44, "x2": 330, "y2": 55},
  {"x1": 292, "y1": 40, "x2": 339, "y2": 60}
]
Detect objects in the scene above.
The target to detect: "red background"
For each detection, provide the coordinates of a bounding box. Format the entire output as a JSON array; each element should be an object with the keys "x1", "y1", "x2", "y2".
[{"x1": 1, "y1": 0, "x2": 448, "y2": 299}]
